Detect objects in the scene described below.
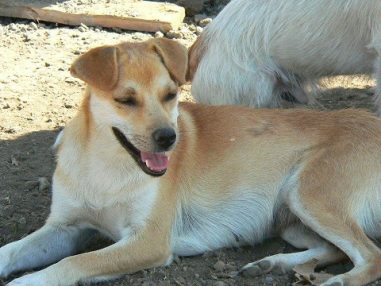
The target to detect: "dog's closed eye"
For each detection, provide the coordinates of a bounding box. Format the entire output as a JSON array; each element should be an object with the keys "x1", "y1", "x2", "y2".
[{"x1": 115, "y1": 97, "x2": 138, "y2": 107}]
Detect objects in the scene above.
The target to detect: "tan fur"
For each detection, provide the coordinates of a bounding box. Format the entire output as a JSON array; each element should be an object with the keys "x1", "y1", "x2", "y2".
[{"x1": 2, "y1": 39, "x2": 381, "y2": 286}]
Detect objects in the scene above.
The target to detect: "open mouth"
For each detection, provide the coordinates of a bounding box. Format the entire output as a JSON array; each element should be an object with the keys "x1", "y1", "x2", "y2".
[{"x1": 112, "y1": 127, "x2": 169, "y2": 177}]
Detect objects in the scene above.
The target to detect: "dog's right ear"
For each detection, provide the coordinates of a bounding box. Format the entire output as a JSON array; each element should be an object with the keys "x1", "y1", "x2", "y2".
[
  {"x1": 186, "y1": 35, "x2": 205, "y2": 82},
  {"x1": 70, "y1": 46, "x2": 119, "y2": 91}
]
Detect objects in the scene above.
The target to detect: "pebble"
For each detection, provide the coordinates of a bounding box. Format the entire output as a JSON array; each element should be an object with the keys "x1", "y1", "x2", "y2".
[
  {"x1": 155, "y1": 31, "x2": 164, "y2": 38},
  {"x1": 23, "y1": 33, "x2": 32, "y2": 42},
  {"x1": 10, "y1": 156, "x2": 19, "y2": 166},
  {"x1": 38, "y1": 177, "x2": 50, "y2": 191},
  {"x1": 78, "y1": 23, "x2": 89, "y2": 32},
  {"x1": 213, "y1": 260, "x2": 226, "y2": 272},
  {"x1": 78, "y1": 26, "x2": 87, "y2": 33},
  {"x1": 166, "y1": 30, "x2": 182, "y2": 39},
  {"x1": 9, "y1": 23, "x2": 17, "y2": 31},
  {"x1": 132, "y1": 32, "x2": 146, "y2": 40},
  {"x1": 29, "y1": 22, "x2": 38, "y2": 30},
  {"x1": 196, "y1": 26, "x2": 204, "y2": 35},
  {"x1": 17, "y1": 216, "x2": 26, "y2": 225},
  {"x1": 199, "y1": 18, "x2": 213, "y2": 27},
  {"x1": 265, "y1": 275, "x2": 274, "y2": 285},
  {"x1": 175, "y1": 276, "x2": 186, "y2": 284}
]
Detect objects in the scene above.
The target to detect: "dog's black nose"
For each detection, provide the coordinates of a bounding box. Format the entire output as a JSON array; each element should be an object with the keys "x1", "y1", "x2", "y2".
[{"x1": 152, "y1": 128, "x2": 176, "y2": 150}]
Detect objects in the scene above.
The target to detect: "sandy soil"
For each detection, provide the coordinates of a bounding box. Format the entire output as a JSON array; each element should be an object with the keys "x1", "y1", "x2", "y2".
[{"x1": 0, "y1": 1, "x2": 379, "y2": 286}]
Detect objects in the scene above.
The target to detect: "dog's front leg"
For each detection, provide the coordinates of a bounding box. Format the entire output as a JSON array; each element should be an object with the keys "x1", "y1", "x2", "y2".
[
  {"x1": 6, "y1": 219, "x2": 172, "y2": 286},
  {"x1": 0, "y1": 223, "x2": 94, "y2": 279}
]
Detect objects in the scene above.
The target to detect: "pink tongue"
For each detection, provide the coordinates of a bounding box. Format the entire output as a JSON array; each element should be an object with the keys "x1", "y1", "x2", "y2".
[{"x1": 140, "y1": 152, "x2": 169, "y2": 172}]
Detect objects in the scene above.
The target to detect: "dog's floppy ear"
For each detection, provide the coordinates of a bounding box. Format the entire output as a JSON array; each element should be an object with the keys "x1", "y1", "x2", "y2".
[
  {"x1": 187, "y1": 35, "x2": 205, "y2": 82},
  {"x1": 150, "y1": 38, "x2": 188, "y2": 85},
  {"x1": 70, "y1": 46, "x2": 119, "y2": 91}
]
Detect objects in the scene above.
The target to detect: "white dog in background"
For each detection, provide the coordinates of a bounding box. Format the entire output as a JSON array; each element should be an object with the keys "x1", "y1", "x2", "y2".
[{"x1": 188, "y1": 0, "x2": 381, "y2": 112}]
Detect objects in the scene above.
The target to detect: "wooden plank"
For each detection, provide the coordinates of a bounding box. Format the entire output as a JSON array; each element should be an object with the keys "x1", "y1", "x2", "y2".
[{"x1": 0, "y1": 1, "x2": 185, "y2": 33}]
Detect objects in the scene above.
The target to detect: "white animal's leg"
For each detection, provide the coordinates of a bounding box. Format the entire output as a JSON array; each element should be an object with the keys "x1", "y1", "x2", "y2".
[
  {"x1": 240, "y1": 223, "x2": 345, "y2": 276},
  {"x1": 0, "y1": 224, "x2": 94, "y2": 278}
]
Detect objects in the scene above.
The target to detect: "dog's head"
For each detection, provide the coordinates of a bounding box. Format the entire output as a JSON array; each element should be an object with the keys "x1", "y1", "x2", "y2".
[{"x1": 70, "y1": 39, "x2": 188, "y2": 177}]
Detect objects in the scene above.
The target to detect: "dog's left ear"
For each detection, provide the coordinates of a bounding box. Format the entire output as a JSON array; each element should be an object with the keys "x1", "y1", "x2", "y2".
[
  {"x1": 70, "y1": 45, "x2": 119, "y2": 91},
  {"x1": 150, "y1": 38, "x2": 188, "y2": 86}
]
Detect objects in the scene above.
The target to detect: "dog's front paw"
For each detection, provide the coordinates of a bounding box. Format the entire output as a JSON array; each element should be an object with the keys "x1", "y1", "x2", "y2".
[{"x1": 6, "y1": 273, "x2": 48, "y2": 286}]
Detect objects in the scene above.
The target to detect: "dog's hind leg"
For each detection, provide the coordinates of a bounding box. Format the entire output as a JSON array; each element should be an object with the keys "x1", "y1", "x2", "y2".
[
  {"x1": 240, "y1": 223, "x2": 345, "y2": 276},
  {"x1": 286, "y1": 180, "x2": 381, "y2": 285},
  {"x1": 0, "y1": 223, "x2": 95, "y2": 279}
]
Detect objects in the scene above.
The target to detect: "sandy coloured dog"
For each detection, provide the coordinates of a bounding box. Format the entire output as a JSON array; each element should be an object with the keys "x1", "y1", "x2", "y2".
[
  {"x1": 188, "y1": 0, "x2": 381, "y2": 113},
  {"x1": 2, "y1": 39, "x2": 381, "y2": 286}
]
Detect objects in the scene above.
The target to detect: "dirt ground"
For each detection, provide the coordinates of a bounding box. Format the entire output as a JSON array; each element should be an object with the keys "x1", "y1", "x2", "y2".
[{"x1": 0, "y1": 1, "x2": 380, "y2": 286}]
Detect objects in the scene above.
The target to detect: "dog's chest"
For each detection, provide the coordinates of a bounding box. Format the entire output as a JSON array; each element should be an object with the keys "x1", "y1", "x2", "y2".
[
  {"x1": 171, "y1": 192, "x2": 275, "y2": 256},
  {"x1": 54, "y1": 168, "x2": 159, "y2": 241}
]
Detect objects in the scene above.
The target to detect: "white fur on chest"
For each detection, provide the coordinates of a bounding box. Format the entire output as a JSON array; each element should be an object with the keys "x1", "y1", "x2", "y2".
[
  {"x1": 171, "y1": 191, "x2": 275, "y2": 256},
  {"x1": 52, "y1": 135, "x2": 160, "y2": 241}
]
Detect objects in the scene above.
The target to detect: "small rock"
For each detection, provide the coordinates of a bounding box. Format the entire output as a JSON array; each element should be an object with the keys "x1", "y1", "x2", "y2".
[
  {"x1": 78, "y1": 23, "x2": 89, "y2": 32},
  {"x1": 17, "y1": 216, "x2": 26, "y2": 225},
  {"x1": 213, "y1": 260, "x2": 226, "y2": 272},
  {"x1": 166, "y1": 30, "x2": 182, "y2": 39},
  {"x1": 265, "y1": 275, "x2": 274, "y2": 285},
  {"x1": 175, "y1": 276, "x2": 186, "y2": 284},
  {"x1": 195, "y1": 273, "x2": 200, "y2": 278},
  {"x1": 194, "y1": 14, "x2": 207, "y2": 23},
  {"x1": 132, "y1": 32, "x2": 146, "y2": 40},
  {"x1": 45, "y1": 62, "x2": 51, "y2": 67},
  {"x1": 29, "y1": 22, "x2": 38, "y2": 30},
  {"x1": 3, "y1": 103, "x2": 10, "y2": 109},
  {"x1": 64, "y1": 103, "x2": 73, "y2": 109},
  {"x1": 10, "y1": 156, "x2": 19, "y2": 166},
  {"x1": 155, "y1": 31, "x2": 164, "y2": 38},
  {"x1": 38, "y1": 177, "x2": 50, "y2": 191},
  {"x1": 196, "y1": 26, "x2": 203, "y2": 35},
  {"x1": 73, "y1": 50, "x2": 81, "y2": 55},
  {"x1": 94, "y1": 28, "x2": 101, "y2": 32},
  {"x1": 22, "y1": 33, "x2": 32, "y2": 42},
  {"x1": 199, "y1": 18, "x2": 212, "y2": 27},
  {"x1": 9, "y1": 23, "x2": 17, "y2": 31},
  {"x1": 78, "y1": 26, "x2": 86, "y2": 32}
]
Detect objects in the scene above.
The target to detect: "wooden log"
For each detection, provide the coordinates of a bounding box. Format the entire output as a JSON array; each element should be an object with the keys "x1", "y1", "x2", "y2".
[{"x1": 0, "y1": 2, "x2": 185, "y2": 33}]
